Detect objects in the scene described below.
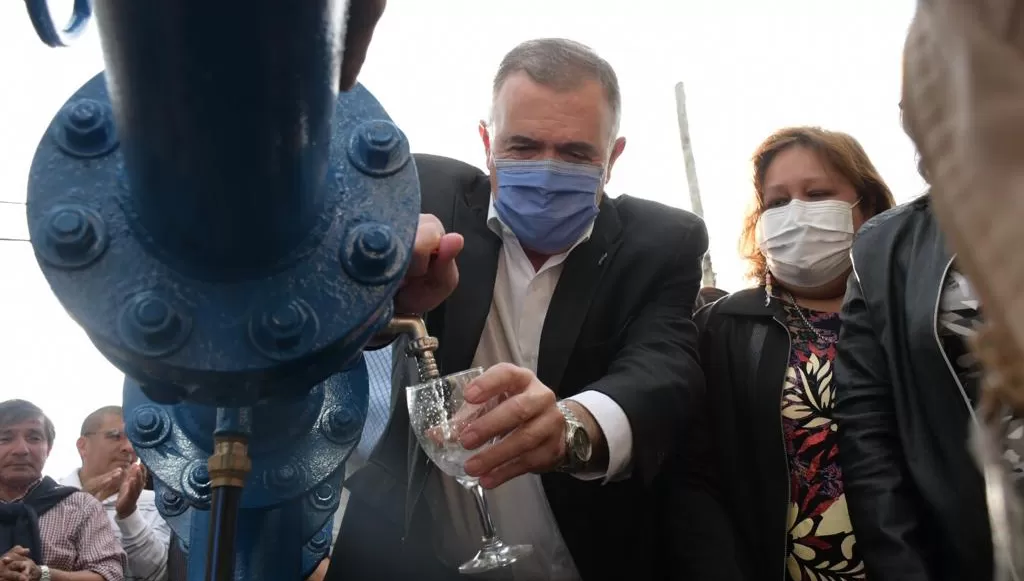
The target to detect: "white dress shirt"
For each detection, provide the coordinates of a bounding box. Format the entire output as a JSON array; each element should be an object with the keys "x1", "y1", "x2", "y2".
[
  {"x1": 428, "y1": 200, "x2": 634, "y2": 580},
  {"x1": 62, "y1": 469, "x2": 171, "y2": 581}
]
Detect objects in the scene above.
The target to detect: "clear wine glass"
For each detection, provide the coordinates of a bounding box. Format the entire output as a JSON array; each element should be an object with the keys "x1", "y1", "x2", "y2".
[{"x1": 406, "y1": 367, "x2": 533, "y2": 574}]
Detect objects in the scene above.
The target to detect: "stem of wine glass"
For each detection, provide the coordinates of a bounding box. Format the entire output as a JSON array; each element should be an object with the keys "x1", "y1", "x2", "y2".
[{"x1": 466, "y1": 481, "x2": 499, "y2": 542}]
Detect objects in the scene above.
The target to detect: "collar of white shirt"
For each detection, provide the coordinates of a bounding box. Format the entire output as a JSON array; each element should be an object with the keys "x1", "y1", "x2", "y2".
[
  {"x1": 60, "y1": 468, "x2": 156, "y2": 538},
  {"x1": 61, "y1": 469, "x2": 118, "y2": 507},
  {"x1": 61, "y1": 469, "x2": 85, "y2": 491}
]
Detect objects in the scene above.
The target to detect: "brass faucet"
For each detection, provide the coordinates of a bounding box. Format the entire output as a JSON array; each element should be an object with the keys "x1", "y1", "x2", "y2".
[
  {"x1": 206, "y1": 315, "x2": 439, "y2": 487},
  {"x1": 372, "y1": 315, "x2": 441, "y2": 382}
]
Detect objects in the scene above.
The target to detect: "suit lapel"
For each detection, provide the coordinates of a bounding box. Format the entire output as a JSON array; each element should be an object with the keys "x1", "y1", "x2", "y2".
[
  {"x1": 536, "y1": 198, "x2": 623, "y2": 393},
  {"x1": 439, "y1": 193, "x2": 501, "y2": 375}
]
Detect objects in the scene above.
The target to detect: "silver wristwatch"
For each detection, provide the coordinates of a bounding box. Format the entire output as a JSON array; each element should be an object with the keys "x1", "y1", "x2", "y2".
[
  {"x1": 556, "y1": 401, "x2": 592, "y2": 472},
  {"x1": 39, "y1": 565, "x2": 51, "y2": 581}
]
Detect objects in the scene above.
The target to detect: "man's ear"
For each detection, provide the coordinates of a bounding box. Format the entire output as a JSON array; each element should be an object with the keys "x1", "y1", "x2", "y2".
[
  {"x1": 76, "y1": 436, "x2": 87, "y2": 460},
  {"x1": 480, "y1": 121, "x2": 500, "y2": 197},
  {"x1": 478, "y1": 120, "x2": 492, "y2": 164},
  {"x1": 604, "y1": 137, "x2": 627, "y2": 184}
]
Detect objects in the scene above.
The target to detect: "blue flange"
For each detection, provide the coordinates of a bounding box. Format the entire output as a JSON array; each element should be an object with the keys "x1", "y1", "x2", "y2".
[
  {"x1": 124, "y1": 360, "x2": 369, "y2": 580},
  {"x1": 25, "y1": 72, "x2": 419, "y2": 407},
  {"x1": 23, "y1": 2, "x2": 418, "y2": 579}
]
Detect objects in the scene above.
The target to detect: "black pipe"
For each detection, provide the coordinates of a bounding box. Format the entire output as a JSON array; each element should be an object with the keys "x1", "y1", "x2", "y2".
[{"x1": 204, "y1": 486, "x2": 243, "y2": 581}]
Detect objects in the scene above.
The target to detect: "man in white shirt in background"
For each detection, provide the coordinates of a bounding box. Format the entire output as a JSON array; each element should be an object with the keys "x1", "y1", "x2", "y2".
[{"x1": 61, "y1": 406, "x2": 171, "y2": 581}]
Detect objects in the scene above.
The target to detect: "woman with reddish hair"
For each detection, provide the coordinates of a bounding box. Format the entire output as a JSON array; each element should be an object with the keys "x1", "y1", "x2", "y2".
[{"x1": 670, "y1": 126, "x2": 896, "y2": 580}]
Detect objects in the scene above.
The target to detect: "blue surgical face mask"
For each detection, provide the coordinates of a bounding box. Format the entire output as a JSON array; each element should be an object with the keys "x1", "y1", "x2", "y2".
[{"x1": 492, "y1": 158, "x2": 603, "y2": 254}]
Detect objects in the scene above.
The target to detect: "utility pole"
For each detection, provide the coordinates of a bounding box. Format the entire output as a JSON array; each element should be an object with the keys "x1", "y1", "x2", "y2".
[{"x1": 674, "y1": 81, "x2": 717, "y2": 288}]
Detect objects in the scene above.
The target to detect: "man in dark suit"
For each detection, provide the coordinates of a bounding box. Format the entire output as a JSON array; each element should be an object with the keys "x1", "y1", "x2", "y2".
[{"x1": 328, "y1": 38, "x2": 710, "y2": 581}]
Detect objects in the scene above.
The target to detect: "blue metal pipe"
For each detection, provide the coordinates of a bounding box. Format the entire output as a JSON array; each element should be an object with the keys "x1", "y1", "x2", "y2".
[
  {"x1": 25, "y1": 7, "x2": 419, "y2": 408},
  {"x1": 23, "y1": 1, "x2": 423, "y2": 579},
  {"x1": 91, "y1": 0, "x2": 345, "y2": 274}
]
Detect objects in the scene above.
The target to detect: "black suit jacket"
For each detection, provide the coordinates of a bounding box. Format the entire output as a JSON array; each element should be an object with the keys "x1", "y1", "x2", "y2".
[{"x1": 329, "y1": 153, "x2": 710, "y2": 581}]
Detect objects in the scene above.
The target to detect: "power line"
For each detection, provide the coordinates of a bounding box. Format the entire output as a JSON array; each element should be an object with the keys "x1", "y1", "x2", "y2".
[{"x1": 0, "y1": 200, "x2": 25, "y2": 206}]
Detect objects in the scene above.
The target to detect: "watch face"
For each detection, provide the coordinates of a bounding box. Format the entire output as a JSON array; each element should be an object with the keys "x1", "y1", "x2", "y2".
[{"x1": 571, "y1": 427, "x2": 592, "y2": 462}]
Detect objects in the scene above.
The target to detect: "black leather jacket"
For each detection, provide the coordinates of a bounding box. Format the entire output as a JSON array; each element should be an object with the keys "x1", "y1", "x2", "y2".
[
  {"x1": 679, "y1": 288, "x2": 795, "y2": 581},
  {"x1": 834, "y1": 196, "x2": 992, "y2": 581}
]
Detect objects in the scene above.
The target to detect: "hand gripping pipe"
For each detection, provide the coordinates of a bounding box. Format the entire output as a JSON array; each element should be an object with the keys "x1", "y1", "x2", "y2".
[{"x1": 21, "y1": 1, "x2": 434, "y2": 579}]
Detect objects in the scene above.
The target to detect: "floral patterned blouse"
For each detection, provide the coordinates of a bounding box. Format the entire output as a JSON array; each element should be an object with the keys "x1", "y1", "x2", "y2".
[{"x1": 780, "y1": 302, "x2": 866, "y2": 580}]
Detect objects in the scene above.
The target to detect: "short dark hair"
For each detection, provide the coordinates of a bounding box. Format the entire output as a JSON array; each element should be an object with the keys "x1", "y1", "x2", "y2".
[
  {"x1": 492, "y1": 38, "x2": 622, "y2": 137},
  {"x1": 0, "y1": 399, "x2": 56, "y2": 448},
  {"x1": 81, "y1": 405, "x2": 123, "y2": 436}
]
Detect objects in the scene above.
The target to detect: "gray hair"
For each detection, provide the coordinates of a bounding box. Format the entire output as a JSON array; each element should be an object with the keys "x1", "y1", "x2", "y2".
[{"x1": 491, "y1": 38, "x2": 622, "y2": 139}]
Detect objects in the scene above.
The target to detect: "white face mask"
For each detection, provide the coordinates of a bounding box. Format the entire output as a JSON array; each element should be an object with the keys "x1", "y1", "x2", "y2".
[{"x1": 757, "y1": 199, "x2": 858, "y2": 289}]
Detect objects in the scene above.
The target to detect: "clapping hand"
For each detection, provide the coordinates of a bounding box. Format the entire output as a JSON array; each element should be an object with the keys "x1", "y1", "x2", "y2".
[
  {"x1": 116, "y1": 463, "x2": 147, "y2": 520},
  {"x1": 81, "y1": 467, "x2": 124, "y2": 501}
]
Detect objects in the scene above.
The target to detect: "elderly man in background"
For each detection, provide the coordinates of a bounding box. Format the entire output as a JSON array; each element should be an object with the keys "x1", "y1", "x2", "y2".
[
  {"x1": 60, "y1": 407, "x2": 170, "y2": 581},
  {"x1": 0, "y1": 399, "x2": 125, "y2": 581}
]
